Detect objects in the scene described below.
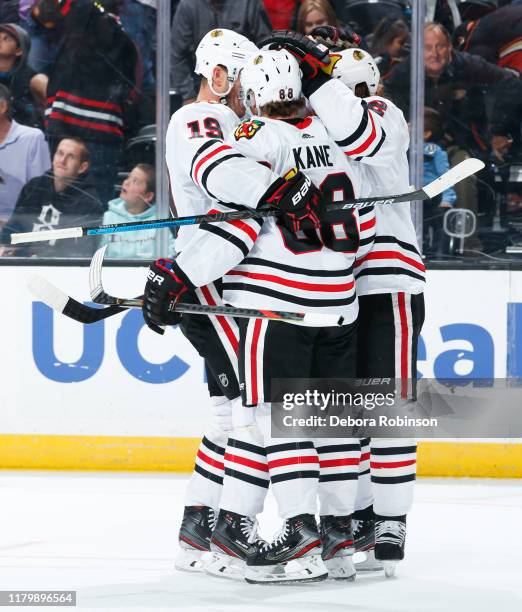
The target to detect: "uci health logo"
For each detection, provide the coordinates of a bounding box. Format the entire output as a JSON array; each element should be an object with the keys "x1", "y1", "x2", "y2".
[
  {"x1": 32, "y1": 302, "x2": 190, "y2": 384},
  {"x1": 31, "y1": 301, "x2": 522, "y2": 384}
]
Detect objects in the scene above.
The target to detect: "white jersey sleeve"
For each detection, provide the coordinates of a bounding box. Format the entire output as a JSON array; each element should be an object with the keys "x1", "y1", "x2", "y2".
[
  {"x1": 166, "y1": 102, "x2": 276, "y2": 250},
  {"x1": 351, "y1": 97, "x2": 425, "y2": 295},
  {"x1": 308, "y1": 79, "x2": 393, "y2": 165}
]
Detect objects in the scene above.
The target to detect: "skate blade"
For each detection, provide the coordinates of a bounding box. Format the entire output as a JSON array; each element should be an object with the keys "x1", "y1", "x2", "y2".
[
  {"x1": 174, "y1": 548, "x2": 212, "y2": 573},
  {"x1": 354, "y1": 549, "x2": 384, "y2": 572},
  {"x1": 324, "y1": 556, "x2": 356, "y2": 581},
  {"x1": 244, "y1": 554, "x2": 328, "y2": 585},
  {"x1": 382, "y1": 560, "x2": 399, "y2": 578},
  {"x1": 205, "y1": 552, "x2": 246, "y2": 581}
]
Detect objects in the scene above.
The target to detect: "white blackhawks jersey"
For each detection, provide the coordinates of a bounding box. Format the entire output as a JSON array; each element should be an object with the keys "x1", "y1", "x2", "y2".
[
  {"x1": 165, "y1": 101, "x2": 276, "y2": 251},
  {"x1": 176, "y1": 114, "x2": 376, "y2": 324},
  {"x1": 308, "y1": 80, "x2": 425, "y2": 295}
]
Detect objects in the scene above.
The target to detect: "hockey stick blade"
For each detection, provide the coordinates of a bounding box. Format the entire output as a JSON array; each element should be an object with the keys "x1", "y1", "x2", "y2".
[
  {"x1": 89, "y1": 246, "x2": 345, "y2": 326},
  {"x1": 11, "y1": 158, "x2": 484, "y2": 245},
  {"x1": 27, "y1": 274, "x2": 127, "y2": 324}
]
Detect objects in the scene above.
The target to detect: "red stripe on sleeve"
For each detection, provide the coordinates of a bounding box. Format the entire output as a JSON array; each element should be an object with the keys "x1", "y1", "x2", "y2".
[
  {"x1": 227, "y1": 270, "x2": 354, "y2": 292},
  {"x1": 193, "y1": 144, "x2": 232, "y2": 186},
  {"x1": 354, "y1": 251, "x2": 425, "y2": 272},
  {"x1": 344, "y1": 110, "x2": 378, "y2": 156}
]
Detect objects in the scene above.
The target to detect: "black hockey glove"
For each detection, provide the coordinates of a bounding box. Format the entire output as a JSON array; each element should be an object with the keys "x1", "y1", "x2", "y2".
[
  {"x1": 262, "y1": 170, "x2": 324, "y2": 234},
  {"x1": 142, "y1": 258, "x2": 193, "y2": 335},
  {"x1": 309, "y1": 25, "x2": 362, "y2": 49},
  {"x1": 259, "y1": 30, "x2": 332, "y2": 94}
]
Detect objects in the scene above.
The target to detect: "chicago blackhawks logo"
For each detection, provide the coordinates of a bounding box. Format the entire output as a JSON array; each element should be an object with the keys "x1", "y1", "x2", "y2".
[{"x1": 234, "y1": 119, "x2": 265, "y2": 140}]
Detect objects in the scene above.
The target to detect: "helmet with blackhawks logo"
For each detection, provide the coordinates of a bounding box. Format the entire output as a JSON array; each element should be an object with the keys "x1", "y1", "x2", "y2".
[
  {"x1": 195, "y1": 29, "x2": 258, "y2": 97},
  {"x1": 240, "y1": 49, "x2": 302, "y2": 111},
  {"x1": 330, "y1": 48, "x2": 380, "y2": 96}
]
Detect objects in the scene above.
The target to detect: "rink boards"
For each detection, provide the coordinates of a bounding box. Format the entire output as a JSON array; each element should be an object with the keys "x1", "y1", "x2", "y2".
[{"x1": 0, "y1": 264, "x2": 521, "y2": 476}]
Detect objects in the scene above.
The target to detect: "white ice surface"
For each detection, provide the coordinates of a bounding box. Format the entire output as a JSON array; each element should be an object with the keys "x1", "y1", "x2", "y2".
[{"x1": 0, "y1": 472, "x2": 521, "y2": 611}]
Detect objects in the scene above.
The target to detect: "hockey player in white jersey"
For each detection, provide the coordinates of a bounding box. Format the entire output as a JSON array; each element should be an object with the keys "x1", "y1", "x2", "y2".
[
  {"x1": 165, "y1": 28, "x2": 262, "y2": 573},
  {"x1": 265, "y1": 32, "x2": 424, "y2": 576},
  {"x1": 157, "y1": 30, "x2": 332, "y2": 574},
  {"x1": 142, "y1": 50, "x2": 375, "y2": 584},
  {"x1": 328, "y1": 46, "x2": 425, "y2": 578}
]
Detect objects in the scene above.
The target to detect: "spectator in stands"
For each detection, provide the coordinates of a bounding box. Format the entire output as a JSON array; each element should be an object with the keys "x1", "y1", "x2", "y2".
[
  {"x1": 100, "y1": 163, "x2": 175, "y2": 258},
  {"x1": 386, "y1": 22, "x2": 522, "y2": 245},
  {"x1": 331, "y1": 0, "x2": 408, "y2": 37},
  {"x1": 296, "y1": 0, "x2": 339, "y2": 35},
  {"x1": 19, "y1": 0, "x2": 62, "y2": 76},
  {"x1": 369, "y1": 16, "x2": 410, "y2": 81},
  {"x1": 170, "y1": 0, "x2": 272, "y2": 105},
  {"x1": 262, "y1": 1, "x2": 300, "y2": 29},
  {"x1": 0, "y1": 136, "x2": 103, "y2": 257},
  {"x1": 455, "y1": 1, "x2": 522, "y2": 73},
  {"x1": 37, "y1": 0, "x2": 140, "y2": 206},
  {"x1": 0, "y1": 84, "x2": 51, "y2": 226},
  {"x1": 423, "y1": 107, "x2": 456, "y2": 256},
  {"x1": 385, "y1": 22, "x2": 522, "y2": 162},
  {"x1": 0, "y1": 23, "x2": 48, "y2": 127}
]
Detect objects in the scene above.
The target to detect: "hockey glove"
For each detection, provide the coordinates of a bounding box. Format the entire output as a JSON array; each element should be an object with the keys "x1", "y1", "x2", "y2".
[
  {"x1": 142, "y1": 258, "x2": 193, "y2": 335},
  {"x1": 309, "y1": 25, "x2": 362, "y2": 49},
  {"x1": 259, "y1": 30, "x2": 331, "y2": 85},
  {"x1": 262, "y1": 170, "x2": 324, "y2": 234}
]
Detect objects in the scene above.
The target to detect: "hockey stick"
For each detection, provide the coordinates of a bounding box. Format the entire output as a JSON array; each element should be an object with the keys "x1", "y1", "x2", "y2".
[
  {"x1": 89, "y1": 246, "x2": 345, "y2": 326},
  {"x1": 11, "y1": 158, "x2": 485, "y2": 245},
  {"x1": 27, "y1": 274, "x2": 128, "y2": 324}
]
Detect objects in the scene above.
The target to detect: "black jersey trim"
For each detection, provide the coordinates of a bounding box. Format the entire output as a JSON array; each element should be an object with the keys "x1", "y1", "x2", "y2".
[
  {"x1": 373, "y1": 235, "x2": 422, "y2": 255},
  {"x1": 335, "y1": 101, "x2": 369, "y2": 147},
  {"x1": 201, "y1": 153, "x2": 245, "y2": 200},
  {"x1": 319, "y1": 473, "x2": 359, "y2": 482},
  {"x1": 359, "y1": 235, "x2": 375, "y2": 247},
  {"x1": 227, "y1": 437, "x2": 267, "y2": 457},
  {"x1": 355, "y1": 267, "x2": 425, "y2": 282},
  {"x1": 371, "y1": 445, "x2": 417, "y2": 456},
  {"x1": 190, "y1": 139, "x2": 221, "y2": 179},
  {"x1": 266, "y1": 441, "x2": 315, "y2": 454},
  {"x1": 200, "y1": 224, "x2": 251, "y2": 258},
  {"x1": 271, "y1": 470, "x2": 320, "y2": 484},
  {"x1": 202, "y1": 436, "x2": 226, "y2": 456},
  {"x1": 371, "y1": 474, "x2": 416, "y2": 484},
  {"x1": 194, "y1": 463, "x2": 223, "y2": 485},
  {"x1": 366, "y1": 128, "x2": 386, "y2": 157},
  {"x1": 241, "y1": 257, "x2": 353, "y2": 277},
  {"x1": 315, "y1": 443, "x2": 361, "y2": 454},
  {"x1": 224, "y1": 468, "x2": 269, "y2": 489},
  {"x1": 223, "y1": 282, "x2": 357, "y2": 307}
]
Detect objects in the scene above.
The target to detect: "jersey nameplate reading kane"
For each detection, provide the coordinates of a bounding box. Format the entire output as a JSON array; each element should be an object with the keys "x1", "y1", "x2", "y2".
[
  {"x1": 234, "y1": 119, "x2": 265, "y2": 140},
  {"x1": 293, "y1": 145, "x2": 334, "y2": 170}
]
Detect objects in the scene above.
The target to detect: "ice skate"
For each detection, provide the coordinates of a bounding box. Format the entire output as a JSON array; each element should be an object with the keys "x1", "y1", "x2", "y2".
[
  {"x1": 244, "y1": 514, "x2": 328, "y2": 585},
  {"x1": 375, "y1": 515, "x2": 407, "y2": 578},
  {"x1": 352, "y1": 516, "x2": 384, "y2": 572},
  {"x1": 175, "y1": 505, "x2": 216, "y2": 572},
  {"x1": 205, "y1": 510, "x2": 263, "y2": 580},
  {"x1": 320, "y1": 515, "x2": 356, "y2": 581}
]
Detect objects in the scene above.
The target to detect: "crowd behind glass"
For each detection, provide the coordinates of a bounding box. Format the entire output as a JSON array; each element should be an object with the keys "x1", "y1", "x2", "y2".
[{"x1": 1, "y1": 0, "x2": 521, "y2": 262}]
